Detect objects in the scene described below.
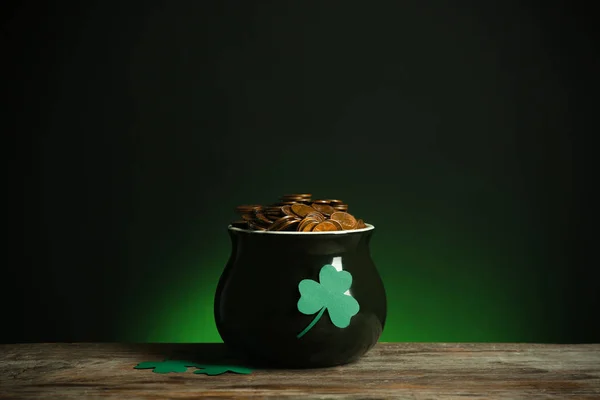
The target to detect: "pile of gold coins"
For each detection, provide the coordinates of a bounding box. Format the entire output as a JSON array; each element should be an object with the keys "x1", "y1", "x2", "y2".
[{"x1": 231, "y1": 194, "x2": 368, "y2": 232}]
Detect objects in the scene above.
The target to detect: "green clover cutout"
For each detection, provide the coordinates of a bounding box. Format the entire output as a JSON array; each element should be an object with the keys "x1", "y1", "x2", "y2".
[
  {"x1": 296, "y1": 264, "x2": 360, "y2": 338},
  {"x1": 134, "y1": 360, "x2": 254, "y2": 375},
  {"x1": 193, "y1": 365, "x2": 253, "y2": 375},
  {"x1": 134, "y1": 360, "x2": 200, "y2": 374}
]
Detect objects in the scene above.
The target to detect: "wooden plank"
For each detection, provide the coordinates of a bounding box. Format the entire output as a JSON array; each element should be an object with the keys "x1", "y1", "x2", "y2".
[{"x1": 1, "y1": 343, "x2": 599, "y2": 399}]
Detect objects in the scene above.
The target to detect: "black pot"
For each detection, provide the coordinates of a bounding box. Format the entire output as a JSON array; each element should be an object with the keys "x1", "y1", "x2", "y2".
[{"x1": 214, "y1": 224, "x2": 387, "y2": 368}]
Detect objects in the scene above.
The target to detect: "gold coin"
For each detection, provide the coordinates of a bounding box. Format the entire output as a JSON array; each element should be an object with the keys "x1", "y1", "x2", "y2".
[
  {"x1": 328, "y1": 219, "x2": 344, "y2": 230},
  {"x1": 332, "y1": 204, "x2": 348, "y2": 211},
  {"x1": 298, "y1": 217, "x2": 320, "y2": 231},
  {"x1": 279, "y1": 219, "x2": 301, "y2": 231},
  {"x1": 330, "y1": 211, "x2": 357, "y2": 230},
  {"x1": 291, "y1": 203, "x2": 316, "y2": 218},
  {"x1": 312, "y1": 220, "x2": 342, "y2": 232},
  {"x1": 304, "y1": 211, "x2": 325, "y2": 222},
  {"x1": 311, "y1": 203, "x2": 335, "y2": 216},
  {"x1": 267, "y1": 215, "x2": 298, "y2": 231},
  {"x1": 235, "y1": 195, "x2": 368, "y2": 231},
  {"x1": 281, "y1": 205, "x2": 296, "y2": 216},
  {"x1": 301, "y1": 220, "x2": 320, "y2": 232},
  {"x1": 265, "y1": 205, "x2": 283, "y2": 217}
]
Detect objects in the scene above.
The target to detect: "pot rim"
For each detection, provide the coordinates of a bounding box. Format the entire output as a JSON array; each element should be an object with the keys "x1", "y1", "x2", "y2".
[{"x1": 228, "y1": 223, "x2": 374, "y2": 235}]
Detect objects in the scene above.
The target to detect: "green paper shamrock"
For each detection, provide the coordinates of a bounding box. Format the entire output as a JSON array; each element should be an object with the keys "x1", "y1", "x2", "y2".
[
  {"x1": 134, "y1": 360, "x2": 200, "y2": 374},
  {"x1": 296, "y1": 264, "x2": 360, "y2": 338},
  {"x1": 193, "y1": 365, "x2": 253, "y2": 375},
  {"x1": 135, "y1": 360, "x2": 254, "y2": 375}
]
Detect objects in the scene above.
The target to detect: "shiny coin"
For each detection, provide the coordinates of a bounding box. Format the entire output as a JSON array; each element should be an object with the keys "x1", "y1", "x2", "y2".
[
  {"x1": 301, "y1": 220, "x2": 320, "y2": 232},
  {"x1": 312, "y1": 220, "x2": 342, "y2": 231},
  {"x1": 265, "y1": 205, "x2": 283, "y2": 215},
  {"x1": 281, "y1": 219, "x2": 301, "y2": 231},
  {"x1": 234, "y1": 195, "x2": 367, "y2": 232},
  {"x1": 333, "y1": 204, "x2": 348, "y2": 211},
  {"x1": 298, "y1": 217, "x2": 320, "y2": 231},
  {"x1": 330, "y1": 211, "x2": 357, "y2": 230},
  {"x1": 291, "y1": 203, "x2": 316, "y2": 218},
  {"x1": 304, "y1": 211, "x2": 325, "y2": 222},
  {"x1": 272, "y1": 218, "x2": 301, "y2": 231},
  {"x1": 311, "y1": 203, "x2": 336, "y2": 216},
  {"x1": 328, "y1": 219, "x2": 344, "y2": 230},
  {"x1": 267, "y1": 215, "x2": 298, "y2": 231},
  {"x1": 281, "y1": 205, "x2": 296, "y2": 216},
  {"x1": 282, "y1": 193, "x2": 311, "y2": 199}
]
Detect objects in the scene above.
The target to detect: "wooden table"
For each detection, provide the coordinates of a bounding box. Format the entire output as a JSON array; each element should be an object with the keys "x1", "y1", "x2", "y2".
[{"x1": 1, "y1": 343, "x2": 599, "y2": 399}]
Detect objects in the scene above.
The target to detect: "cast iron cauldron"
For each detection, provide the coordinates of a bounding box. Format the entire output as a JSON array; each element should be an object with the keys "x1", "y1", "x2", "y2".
[{"x1": 214, "y1": 224, "x2": 387, "y2": 368}]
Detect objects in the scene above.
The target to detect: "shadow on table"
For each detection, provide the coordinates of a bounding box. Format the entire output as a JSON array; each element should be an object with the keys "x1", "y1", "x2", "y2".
[
  {"x1": 132, "y1": 342, "x2": 260, "y2": 369},
  {"x1": 130, "y1": 343, "x2": 339, "y2": 370}
]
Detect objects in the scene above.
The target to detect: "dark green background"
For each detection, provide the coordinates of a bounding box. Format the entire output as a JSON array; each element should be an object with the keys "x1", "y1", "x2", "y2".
[{"x1": 6, "y1": 1, "x2": 598, "y2": 344}]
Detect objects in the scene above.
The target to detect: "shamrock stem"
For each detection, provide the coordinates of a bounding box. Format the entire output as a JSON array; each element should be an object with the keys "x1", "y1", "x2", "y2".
[{"x1": 297, "y1": 307, "x2": 326, "y2": 339}]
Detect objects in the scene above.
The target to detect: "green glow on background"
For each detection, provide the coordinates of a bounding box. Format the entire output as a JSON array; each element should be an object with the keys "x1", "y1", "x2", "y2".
[
  {"x1": 117, "y1": 230, "x2": 547, "y2": 343},
  {"x1": 117, "y1": 176, "x2": 556, "y2": 343},
  {"x1": 14, "y1": 0, "x2": 596, "y2": 346},
  {"x1": 118, "y1": 246, "x2": 226, "y2": 343}
]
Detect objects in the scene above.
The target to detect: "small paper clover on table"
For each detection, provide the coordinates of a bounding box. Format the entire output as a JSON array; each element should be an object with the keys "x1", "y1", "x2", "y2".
[
  {"x1": 134, "y1": 360, "x2": 200, "y2": 374},
  {"x1": 193, "y1": 365, "x2": 253, "y2": 375},
  {"x1": 296, "y1": 264, "x2": 360, "y2": 338},
  {"x1": 134, "y1": 360, "x2": 253, "y2": 375}
]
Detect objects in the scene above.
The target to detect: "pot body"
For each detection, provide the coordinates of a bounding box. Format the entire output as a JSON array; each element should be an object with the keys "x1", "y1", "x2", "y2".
[{"x1": 214, "y1": 225, "x2": 386, "y2": 368}]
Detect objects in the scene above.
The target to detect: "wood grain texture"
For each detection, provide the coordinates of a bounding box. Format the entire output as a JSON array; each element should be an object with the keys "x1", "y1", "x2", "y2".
[{"x1": 1, "y1": 343, "x2": 599, "y2": 399}]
